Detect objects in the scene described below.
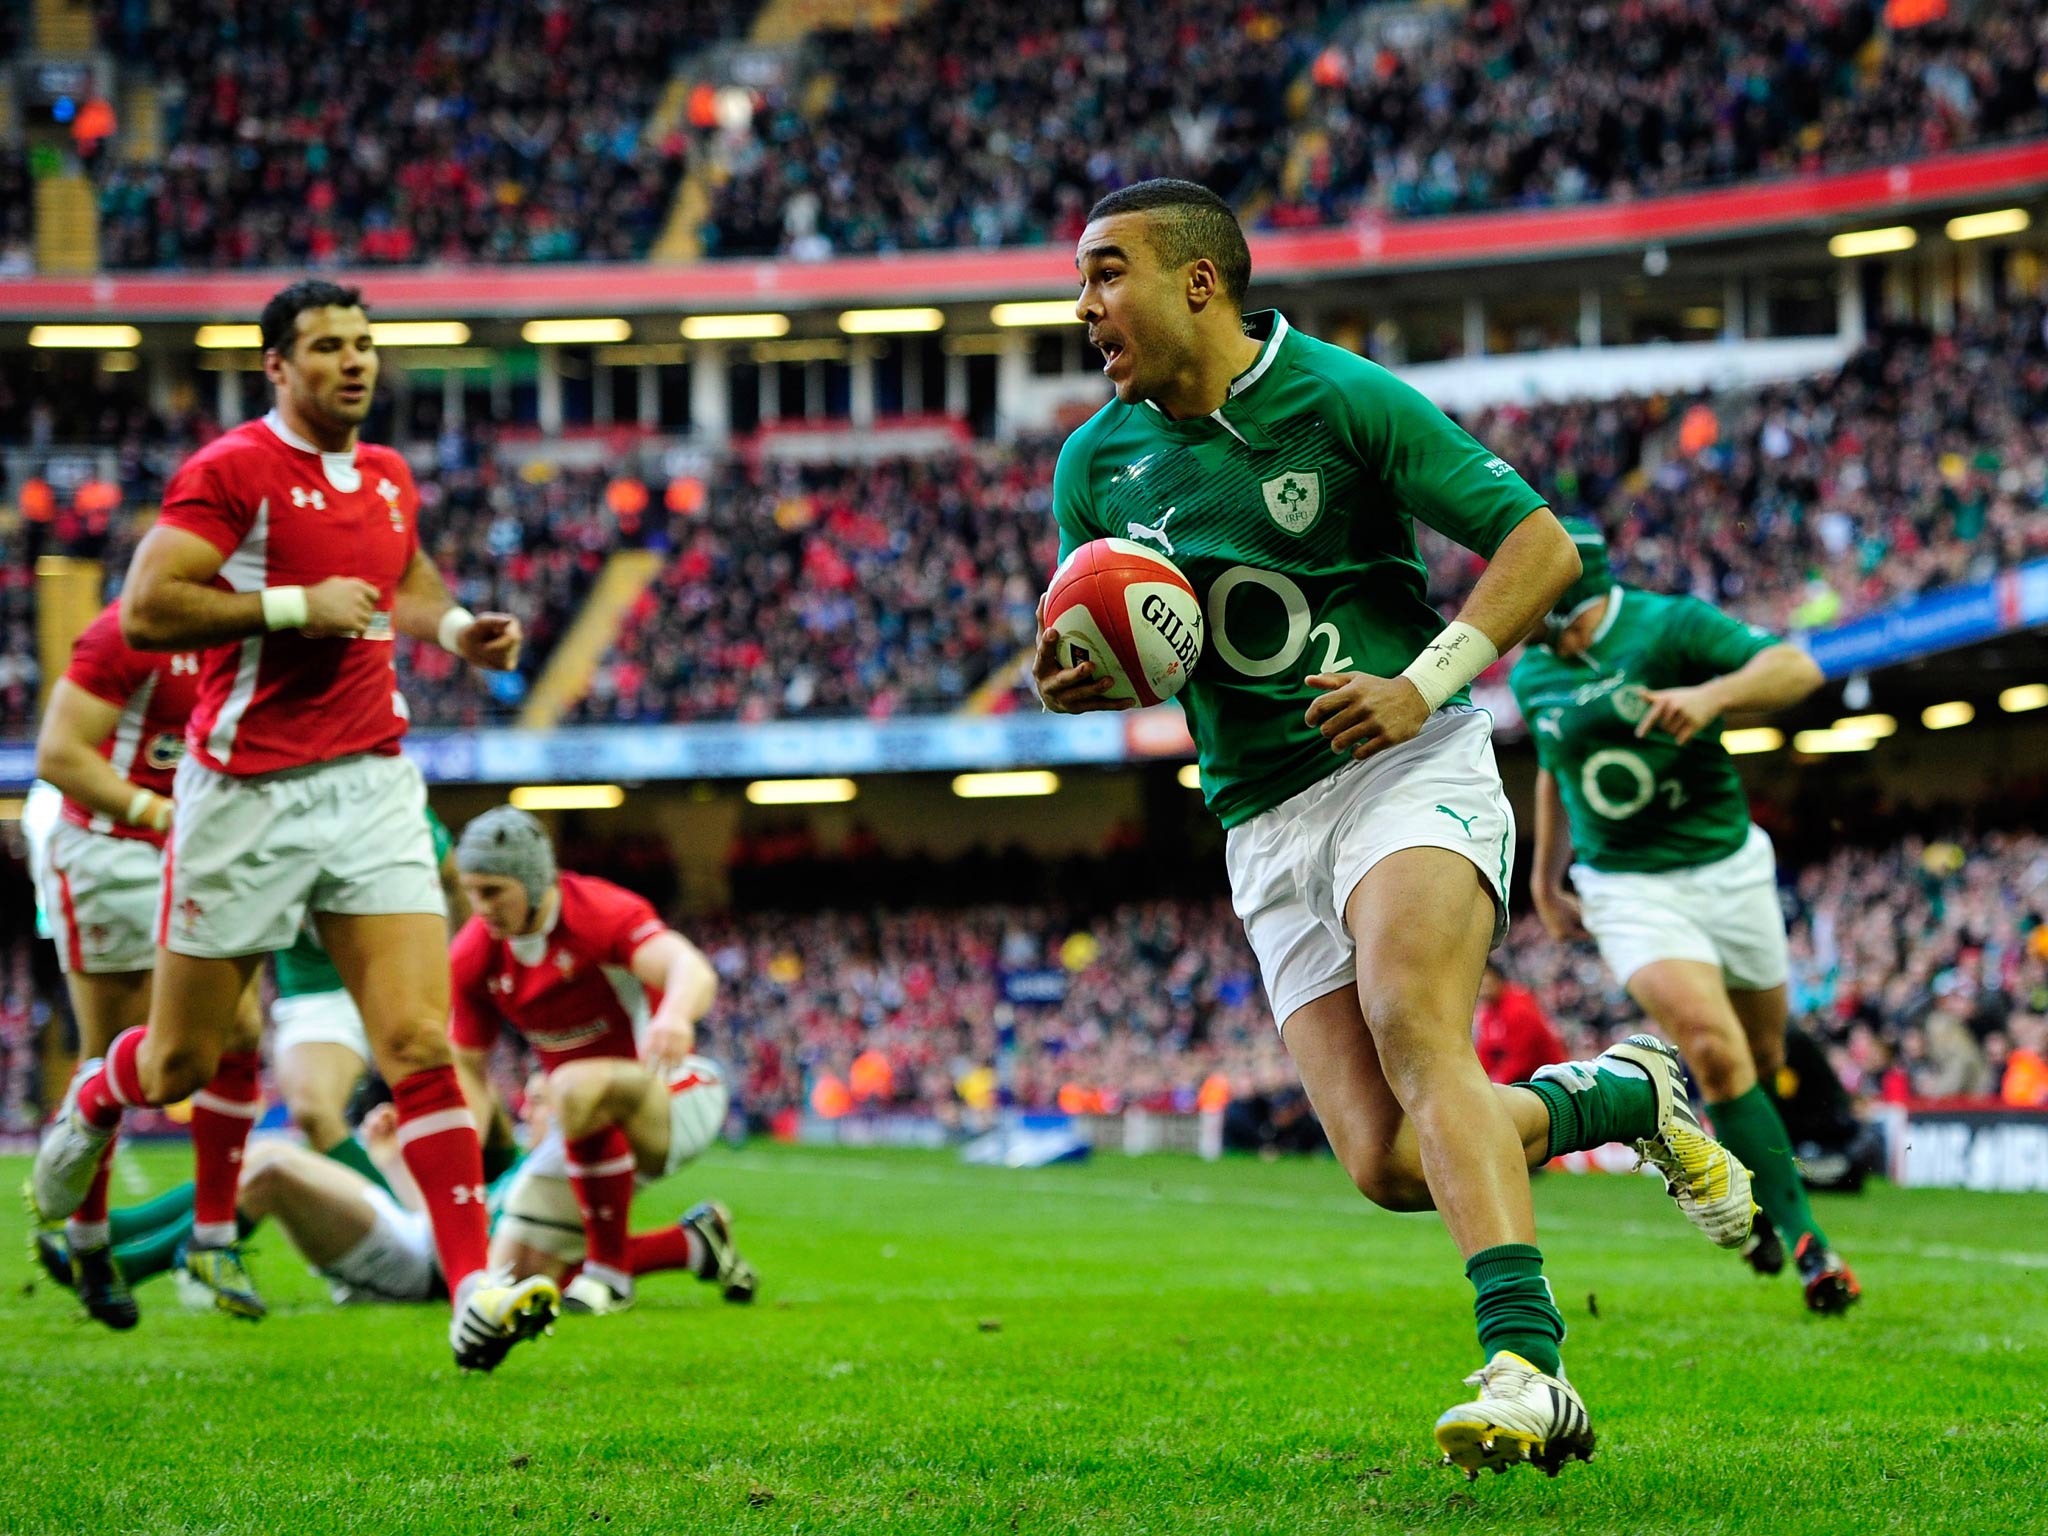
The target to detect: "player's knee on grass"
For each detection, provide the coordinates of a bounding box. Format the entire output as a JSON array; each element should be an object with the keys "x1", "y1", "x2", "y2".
[{"x1": 235, "y1": 1142, "x2": 300, "y2": 1219}]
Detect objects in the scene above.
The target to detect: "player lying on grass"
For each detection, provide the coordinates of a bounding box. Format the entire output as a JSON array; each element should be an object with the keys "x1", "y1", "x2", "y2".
[
  {"x1": 29, "y1": 598, "x2": 265, "y2": 1330},
  {"x1": 1037, "y1": 178, "x2": 1755, "y2": 1479},
  {"x1": 448, "y1": 807, "x2": 756, "y2": 1314},
  {"x1": 1512, "y1": 519, "x2": 1859, "y2": 1312},
  {"x1": 33, "y1": 280, "x2": 553, "y2": 1371},
  {"x1": 35, "y1": 1082, "x2": 745, "y2": 1309}
]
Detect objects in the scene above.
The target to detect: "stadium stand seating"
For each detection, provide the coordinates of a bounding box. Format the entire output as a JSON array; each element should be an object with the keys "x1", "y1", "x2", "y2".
[{"x1": 89, "y1": 0, "x2": 760, "y2": 268}]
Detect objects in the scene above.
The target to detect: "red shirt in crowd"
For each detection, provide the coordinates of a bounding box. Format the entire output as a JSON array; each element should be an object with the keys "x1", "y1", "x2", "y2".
[
  {"x1": 58, "y1": 601, "x2": 201, "y2": 849},
  {"x1": 156, "y1": 411, "x2": 420, "y2": 776},
  {"x1": 1475, "y1": 981, "x2": 1568, "y2": 1084},
  {"x1": 449, "y1": 872, "x2": 671, "y2": 1071}
]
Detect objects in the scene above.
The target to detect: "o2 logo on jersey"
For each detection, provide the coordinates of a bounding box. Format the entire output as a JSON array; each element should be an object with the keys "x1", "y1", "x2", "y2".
[{"x1": 144, "y1": 732, "x2": 186, "y2": 772}]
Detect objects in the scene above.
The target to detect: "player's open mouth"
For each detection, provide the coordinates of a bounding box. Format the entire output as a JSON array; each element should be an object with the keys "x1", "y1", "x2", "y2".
[
  {"x1": 1098, "y1": 339, "x2": 1126, "y2": 376},
  {"x1": 339, "y1": 385, "x2": 367, "y2": 401}
]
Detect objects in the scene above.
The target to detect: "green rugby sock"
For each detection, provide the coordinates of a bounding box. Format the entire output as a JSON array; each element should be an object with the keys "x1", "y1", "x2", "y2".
[
  {"x1": 1708, "y1": 1085, "x2": 1827, "y2": 1250},
  {"x1": 113, "y1": 1217, "x2": 192, "y2": 1284},
  {"x1": 322, "y1": 1133, "x2": 394, "y2": 1197},
  {"x1": 108, "y1": 1181, "x2": 195, "y2": 1243},
  {"x1": 1466, "y1": 1244, "x2": 1564, "y2": 1377},
  {"x1": 1518, "y1": 1059, "x2": 1658, "y2": 1158}
]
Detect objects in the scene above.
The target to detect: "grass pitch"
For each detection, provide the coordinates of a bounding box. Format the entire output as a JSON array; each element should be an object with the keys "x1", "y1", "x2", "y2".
[{"x1": 3, "y1": 1141, "x2": 2044, "y2": 1535}]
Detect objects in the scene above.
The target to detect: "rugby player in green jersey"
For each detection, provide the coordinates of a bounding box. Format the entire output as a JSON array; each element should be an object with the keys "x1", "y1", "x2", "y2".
[
  {"x1": 1512, "y1": 521, "x2": 1860, "y2": 1313},
  {"x1": 1035, "y1": 178, "x2": 1756, "y2": 1478}
]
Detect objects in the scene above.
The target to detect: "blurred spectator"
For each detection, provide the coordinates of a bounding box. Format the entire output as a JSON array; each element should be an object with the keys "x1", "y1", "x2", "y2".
[{"x1": 1474, "y1": 960, "x2": 1567, "y2": 1084}]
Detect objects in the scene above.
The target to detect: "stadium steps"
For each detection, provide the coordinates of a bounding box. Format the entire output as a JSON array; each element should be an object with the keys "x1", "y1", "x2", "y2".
[
  {"x1": 749, "y1": 0, "x2": 918, "y2": 47},
  {"x1": 33, "y1": 174, "x2": 98, "y2": 273},
  {"x1": 518, "y1": 549, "x2": 666, "y2": 730},
  {"x1": 32, "y1": 0, "x2": 95, "y2": 52},
  {"x1": 959, "y1": 646, "x2": 1033, "y2": 715},
  {"x1": 119, "y1": 83, "x2": 160, "y2": 163},
  {"x1": 654, "y1": 169, "x2": 711, "y2": 263}
]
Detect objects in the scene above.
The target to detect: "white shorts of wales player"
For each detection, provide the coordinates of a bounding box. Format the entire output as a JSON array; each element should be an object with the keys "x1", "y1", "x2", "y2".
[
  {"x1": 158, "y1": 753, "x2": 443, "y2": 959},
  {"x1": 321, "y1": 1183, "x2": 440, "y2": 1305},
  {"x1": 1225, "y1": 706, "x2": 1515, "y2": 1031},
  {"x1": 37, "y1": 819, "x2": 163, "y2": 974},
  {"x1": 495, "y1": 1056, "x2": 731, "y2": 1265},
  {"x1": 1571, "y1": 822, "x2": 1790, "y2": 992},
  {"x1": 270, "y1": 989, "x2": 372, "y2": 1062}
]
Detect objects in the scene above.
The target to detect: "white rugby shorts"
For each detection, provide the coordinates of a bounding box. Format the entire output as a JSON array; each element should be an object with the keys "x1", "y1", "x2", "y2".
[
  {"x1": 270, "y1": 988, "x2": 372, "y2": 1064},
  {"x1": 1572, "y1": 822, "x2": 1790, "y2": 992},
  {"x1": 321, "y1": 1183, "x2": 440, "y2": 1304},
  {"x1": 159, "y1": 752, "x2": 442, "y2": 959},
  {"x1": 1225, "y1": 706, "x2": 1515, "y2": 1031},
  {"x1": 494, "y1": 1056, "x2": 731, "y2": 1263},
  {"x1": 37, "y1": 819, "x2": 163, "y2": 975}
]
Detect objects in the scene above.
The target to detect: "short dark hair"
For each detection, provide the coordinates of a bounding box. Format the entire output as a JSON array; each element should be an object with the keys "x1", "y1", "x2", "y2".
[
  {"x1": 1087, "y1": 179, "x2": 1251, "y2": 308},
  {"x1": 260, "y1": 279, "x2": 366, "y2": 356}
]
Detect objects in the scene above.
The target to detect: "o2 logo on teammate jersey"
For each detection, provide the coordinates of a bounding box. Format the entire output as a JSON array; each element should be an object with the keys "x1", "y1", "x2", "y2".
[
  {"x1": 144, "y1": 731, "x2": 186, "y2": 772},
  {"x1": 1260, "y1": 470, "x2": 1322, "y2": 535}
]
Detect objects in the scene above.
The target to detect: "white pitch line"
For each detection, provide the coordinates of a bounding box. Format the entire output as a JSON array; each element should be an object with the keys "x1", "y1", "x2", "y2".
[{"x1": 714, "y1": 1150, "x2": 2048, "y2": 1271}]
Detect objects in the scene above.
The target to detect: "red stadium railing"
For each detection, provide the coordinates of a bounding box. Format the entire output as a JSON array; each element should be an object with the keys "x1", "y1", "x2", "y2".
[{"x1": 6, "y1": 139, "x2": 2048, "y2": 321}]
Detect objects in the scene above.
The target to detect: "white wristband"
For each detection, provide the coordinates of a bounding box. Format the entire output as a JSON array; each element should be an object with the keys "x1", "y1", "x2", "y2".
[
  {"x1": 123, "y1": 789, "x2": 172, "y2": 832},
  {"x1": 1399, "y1": 621, "x2": 1500, "y2": 714},
  {"x1": 124, "y1": 788, "x2": 155, "y2": 827},
  {"x1": 437, "y1": 606, "x2": 477, "y2": 653},
  {"x1": 260, "y1": 585, "x2": 308, "y2": 631}
]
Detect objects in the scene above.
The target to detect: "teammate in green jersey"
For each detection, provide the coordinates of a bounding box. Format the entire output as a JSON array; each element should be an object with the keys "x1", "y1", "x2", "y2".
[
  {"x1": 1512, "y1": 520, "x2": 1861, "y2": 1314},
  {"x1": 1035, "y1": 179, "x2": 1756, "y2": 1478}
]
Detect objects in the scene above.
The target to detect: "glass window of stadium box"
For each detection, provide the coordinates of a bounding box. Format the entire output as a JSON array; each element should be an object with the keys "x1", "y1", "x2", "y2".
[
  {"x1": 1484, "y1": 291, "x2": 1581, "y2": 355},
  {"x1": 1605, "y1": 278, "x2": 1731, "y2": 345}
]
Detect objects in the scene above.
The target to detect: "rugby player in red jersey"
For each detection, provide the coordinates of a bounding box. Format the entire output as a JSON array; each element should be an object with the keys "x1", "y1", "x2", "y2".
[
  {"x1": 32, "y1": 280, "x2": 555, "y2": 1370},
  {"x1": 449, "y1": 807, "x2": 756, "y2": 1315},
  {"x1": 32, "y1": 600, "x2": 261, "y2": 1328}
]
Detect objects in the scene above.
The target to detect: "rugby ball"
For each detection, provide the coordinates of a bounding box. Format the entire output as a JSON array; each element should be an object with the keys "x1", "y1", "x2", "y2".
[{"x1": 1042, "y1": 538, "x2": 1204, "y2": 706}]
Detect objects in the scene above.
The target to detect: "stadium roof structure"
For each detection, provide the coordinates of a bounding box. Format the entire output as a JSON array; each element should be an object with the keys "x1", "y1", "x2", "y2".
[{"x1": 3, "y1": 140, "x2": 2046, "y2": 322}]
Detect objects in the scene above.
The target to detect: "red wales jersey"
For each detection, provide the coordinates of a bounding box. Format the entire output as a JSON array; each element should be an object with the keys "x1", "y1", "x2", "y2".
[
  {"x1": 59, "y1": 601, "x2": 202, "y2": 848},
  {"x1": 156, "y1": 411, "x2": 421, "y2": 775},
  {"x1": 449, "y1": 872, "x2": 671, "y2": 1070}
]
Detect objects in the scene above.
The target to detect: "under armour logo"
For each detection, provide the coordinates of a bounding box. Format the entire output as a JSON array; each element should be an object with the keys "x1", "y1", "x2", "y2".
[
  {"x1": 450, "y1": 1183, "x2": 488, "y2": 1205},
  {"x1": 170, "y1": 653, "x2": 200, "y2": 676},
  {"x1": 289, "y1": 486, "x2": 326, "y2": 509}
]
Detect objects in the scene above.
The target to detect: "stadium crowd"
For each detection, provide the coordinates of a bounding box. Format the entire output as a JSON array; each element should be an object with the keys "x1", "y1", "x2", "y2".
[
  {"x1": 90, "y1": 0, "x2": 759, "y2": 269},
  {"x1": 677, "y1": 817, "x2": 2048, "y2": 1130},
  {"x1": 572, "y1": 445, "x2": 1059, "y2": 724},
  {"x1": 1271, "y1": 0, "x2": 2048, "y2": 225},
  {"x1": 703, "y1": 0, "x2": 2048, "y2": 257},
  {"x1": 702, "y1": 0, "x2": 1325, "y2": 258}
]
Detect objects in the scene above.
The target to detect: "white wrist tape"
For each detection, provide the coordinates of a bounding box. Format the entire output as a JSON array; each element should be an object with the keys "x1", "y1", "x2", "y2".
[
  {"x1": 1399, "y1": 621, "x2": 1500, "y2": 713},
  {"x1": 260, "y1": 586, "x2": 308, "y2": 631},
  {"x1": 437, "y1": 606, "x2": 477, "y2": 653},
  {"x1": 124, "y1": 788, "x2": 155, "y2": 827}
]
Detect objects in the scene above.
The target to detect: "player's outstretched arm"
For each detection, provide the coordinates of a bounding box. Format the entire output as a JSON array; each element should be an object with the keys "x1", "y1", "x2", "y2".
[
  {"x1": 1636, "y1": 644, "x2": 1825, "y2": 745},
  {"x1": 631, "y1": 930, "x2": 718, "y2": 1071},
  {"x1": 36, "y1": 679, "x2": 174, "y2": 832},
  {"x1": 393, "y1": 550, "x2": 523, "y2": 671}
]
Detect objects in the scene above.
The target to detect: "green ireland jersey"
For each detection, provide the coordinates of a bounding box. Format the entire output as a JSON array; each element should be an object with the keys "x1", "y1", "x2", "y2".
[
  {"x1": 1052, "y1": 311, "x2": 1548, "y2": 828},
  {"x1": 272, "y1": 805, "x2": 455, "y2": 997},
  {"x1": 1508, "y1": 586, "x2": 1779, "y2": 874}
]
